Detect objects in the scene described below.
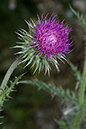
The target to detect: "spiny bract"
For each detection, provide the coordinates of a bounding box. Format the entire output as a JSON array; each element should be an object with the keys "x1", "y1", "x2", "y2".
[{"x1": 15, "y1": 13, "x2": 73, "y2": 74}]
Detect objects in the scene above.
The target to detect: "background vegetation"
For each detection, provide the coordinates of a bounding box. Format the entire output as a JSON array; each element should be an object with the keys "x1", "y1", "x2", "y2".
[{"x1": 0, "y1": 0, "x2": 86, "y2": 129}]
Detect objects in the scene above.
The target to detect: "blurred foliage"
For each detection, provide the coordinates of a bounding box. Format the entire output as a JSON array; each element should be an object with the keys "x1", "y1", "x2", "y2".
[{"x1": 0, "y1": 0, "x2": 86, "y2": 129}]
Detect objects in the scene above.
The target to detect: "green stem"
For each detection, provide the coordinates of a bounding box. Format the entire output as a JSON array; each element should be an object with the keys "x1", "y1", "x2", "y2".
[
  {"x1": 0, "y1": 54, "x2": 24, "y2": 95},
  {"x1": 72, "y1": 52, "x2": 86, "y2": 129},
  {"x1": 79, "y1": 55, "x2": 86, "y2": 105},
  {"x1": 71, "y1": 105, "x2": 85, "y2": 129}
]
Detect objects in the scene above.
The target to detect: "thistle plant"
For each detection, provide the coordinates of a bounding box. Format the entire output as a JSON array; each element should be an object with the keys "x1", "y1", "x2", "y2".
[
  {"x1": 0, "y1": 6, "x2": 86, "y2": 129},
  {"x1": 15, "y1": 13, "x2": 73, "y2": 74}
]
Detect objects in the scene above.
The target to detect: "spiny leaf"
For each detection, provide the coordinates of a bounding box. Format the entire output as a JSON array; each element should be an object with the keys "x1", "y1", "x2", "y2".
[
  {"x1": 18, "y1": 79, "x2": 78, "y2": 104},
  {"x1": 69, "y1": 62, "x2": 81, "y2": 82},
  {"x1": 0, "y1": 73, "x2": 24, "y2": 108},
  {"x1": 70, "y1": 5, "x2": 86, "y2": 31}
]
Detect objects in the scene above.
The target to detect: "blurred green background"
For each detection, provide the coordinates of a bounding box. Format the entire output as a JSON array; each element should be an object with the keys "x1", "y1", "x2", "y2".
[{"x1": 0, "y1": 0, "x2": 86, "y2": 129}]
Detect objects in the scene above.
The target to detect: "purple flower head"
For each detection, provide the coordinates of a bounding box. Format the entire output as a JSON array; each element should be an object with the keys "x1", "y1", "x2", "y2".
[
  {"x1": 16, "y1": 14, "x2": 73, "y2": 74},
  {"x1": 31, "y1": 14, "x2": 73, "y2": 59}
]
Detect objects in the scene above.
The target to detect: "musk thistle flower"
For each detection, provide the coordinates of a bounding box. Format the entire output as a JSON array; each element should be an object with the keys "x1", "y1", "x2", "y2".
[{"x1": 15, "y1": 14, "x2": 73, "y2": 74}]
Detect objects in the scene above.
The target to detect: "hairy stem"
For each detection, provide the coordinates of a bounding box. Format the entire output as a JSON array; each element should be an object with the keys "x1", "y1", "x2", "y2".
[{"x1": 0, "y1": 54, "x2": 24, "y2": 95}]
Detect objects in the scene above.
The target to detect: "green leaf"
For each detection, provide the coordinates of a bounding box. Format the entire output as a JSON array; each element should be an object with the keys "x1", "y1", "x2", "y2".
[
  {"x1": 54, "y1": 119, "x2": 68, "y2": 129},
  {"x1": 69, "y1": 62, "x2": 81, "y2": 82},
  {"x1": 18, "y1": 79, "x2": 78, "y2": 104},
  {"x1": 0, "y1": 73, "x2": 24, "y2": 108},
  {"x1": 70, "y1": 5, "x2": 86, "y2": 31}
]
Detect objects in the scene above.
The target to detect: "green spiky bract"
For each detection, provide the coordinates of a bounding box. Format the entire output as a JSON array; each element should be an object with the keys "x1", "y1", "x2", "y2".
[{"x1": 15, "y1": 28, "x2": 61, "y2": 74}]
